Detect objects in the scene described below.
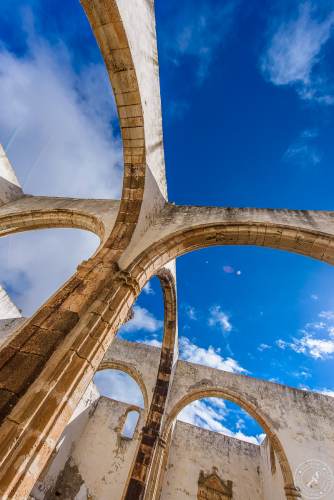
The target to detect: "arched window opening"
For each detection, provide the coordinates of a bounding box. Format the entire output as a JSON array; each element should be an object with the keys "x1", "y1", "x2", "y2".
[
  {"x1": 0, "y1": 228, "x2": 99, "y2": 316},
  {"x1": 178, "y1": 397, "x2": 265, "y2": 445},
  {"x1": 121, "y1": 410, "x2": 140, "y2": 439},
  {"x1": 161, "y1": 396, "x2": 287, "y2": 500},
  {"x1": 118, "y1": 276, "x2": 164, "y2": 348},
  {"x1": 93, "y1": 369, "x2": 144, "y2": 409}
]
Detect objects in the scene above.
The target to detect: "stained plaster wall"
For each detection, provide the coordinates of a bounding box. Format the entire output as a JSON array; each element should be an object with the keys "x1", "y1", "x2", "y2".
[
  {"x1": 161, "y1": 421, "x2": 263, "y2": 500},
  {"x1": 30, "y1": 382, "x2": 100, "y2": 499},
  {"x1": 69, "y1": 397, "x2": 143, "y2": 500},
  {"x1": 260, "y1": 437, "x2": 285, "y2": 500},
  {"x1": 29, "y1": 340, "x2": 334, "y2": 499},
  {"x1": 166, "y1": 359, "x2": 334, "y2": 494}
]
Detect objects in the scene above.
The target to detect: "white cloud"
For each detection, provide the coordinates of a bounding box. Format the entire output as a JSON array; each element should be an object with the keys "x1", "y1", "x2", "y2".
[
  {"x1": 261, "y1": 2, "x2": 334, "y2": 104},
  {"x1": 94, "y1": 369, "x2": 144, "y2": 408},
  {"x1": 178, "y1": 398, "x2": 264, "y2": 445},
  {"x1": 311, "y1": 294, "x2": 319, "y2": 301},
  {"x1": 208, "y1": 305, "x2": 232, "y2": 333},
  {"x1": 293, "y1": 336, "x2": 334, "y2": 359},
  {"x1": 0, "y1": 229, "x2": 99, "y2": 315},
  {"x1": 0, "y1": 30, "x2": 122, "y2": 198},
  {"x1": 142, "y1": 282, "x2": 155, "y2": 295},
  {"x1": 179, "y1": 336, "x2": 248, "y2": 374},
  {"x1": 122, "y1": 306, "x2": 163, "y2": 333},
  {"x1": 276, "y1": 309, "x2": 334, "y2": 359},
  {"x1": 0, "y1": 20, "x2": 123, "y2": 315}
]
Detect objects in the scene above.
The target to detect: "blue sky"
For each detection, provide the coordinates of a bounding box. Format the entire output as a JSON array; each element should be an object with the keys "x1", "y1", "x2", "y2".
[{"x1": 0, "y1": 0, "x2": 334, "y2": 443}]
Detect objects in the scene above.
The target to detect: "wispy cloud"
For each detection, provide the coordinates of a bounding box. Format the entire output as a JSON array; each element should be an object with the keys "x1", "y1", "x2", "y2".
[
  {"x1": 283, "y1": 128, "x2": 322, "y2": 167},
  {"x1": 261, "y1": 2, "x2": 334, "y2": 104},
  {"x1": 0, "y1": 230, "x2": 99, "y2": 315},
  {"x1": 179, "y1": 336, "x2": 247, "y2": 374},
  {"x1": 162, "y1": 0, "x2": 239, "y2": 83},
  {"x1": 121, "y1": 306, "x2": 163, "y2": 334},
  {"x1": 208, "y1": 305, "x2": 232, "y2": 333},
  {"x1": 0, "y1": 16, "x2": 122, "y2": 315},
  {"x1": 276, "y1": 309, "x2": 334, "y2": 359},
  {"x1": 0, "y1": 30, "x2": 122, "y2": 197}
]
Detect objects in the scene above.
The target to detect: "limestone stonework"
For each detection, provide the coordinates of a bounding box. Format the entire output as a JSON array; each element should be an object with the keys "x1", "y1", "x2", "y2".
[{"x1": 0, "y1": 0, "x2": 333, "y2": 499}]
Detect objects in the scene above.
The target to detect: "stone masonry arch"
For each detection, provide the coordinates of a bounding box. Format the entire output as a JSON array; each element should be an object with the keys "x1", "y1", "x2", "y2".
[
  {"x1": 126, "y1": 220, "x2": 334, "y2": 288},
  {"x1": 161, "y1": 389, "x2": 296, "y2": 499}
]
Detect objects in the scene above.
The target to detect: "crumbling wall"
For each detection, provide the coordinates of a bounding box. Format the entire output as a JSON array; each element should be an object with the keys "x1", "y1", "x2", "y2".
[
  {"x1": 260, "y1": 437, "x2": 285, "y2": 500},
  {"x1": 70, "y1": 397, "x2": 143, "y2": 500},
  {"x1": 30, "y1": 382, "x2": 99, "y2": 499},
  {"x1": 161, "y1": 421, "x2": 263, "y2": 499}
]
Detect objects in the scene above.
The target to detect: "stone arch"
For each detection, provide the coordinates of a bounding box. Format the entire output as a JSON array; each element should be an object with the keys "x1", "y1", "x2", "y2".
[
  {"x1": 0, "y1": 209, "x2": 104, "y2": 241},
  {"x1": 162, "y1": 388, "x2": 298, "y2": 499},
  {"x1": 128, "y1": 222, "x2": 334, "y2": 289},
  {"x1": 81, "y1": 0, "x2": 146, "y2": 255},
  {"x1": 96, "y1": 361, "x2": 149, "y2": 414}
]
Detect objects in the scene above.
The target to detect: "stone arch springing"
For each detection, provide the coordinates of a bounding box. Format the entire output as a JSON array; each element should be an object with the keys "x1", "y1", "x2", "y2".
[{"x1": 81, "y1": 0, "x2": 147, "y2": 256}]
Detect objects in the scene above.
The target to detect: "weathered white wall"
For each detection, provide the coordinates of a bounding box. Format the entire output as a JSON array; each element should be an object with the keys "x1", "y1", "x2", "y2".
[
  {"x1": 260, "y1": 437, "x2": 285, "y2": 500},
  {"x1": 161, "y1": 421, "x2": 263, "y2": 499},
  {"x1": 31, "y1": 382, "x2": 100, "y2": 499},
  {"x1": 71, "y1": 397, "x2": 143, "y2": 500},
  {"x1": 165, "y1": 359, "x2": 334, "y2": 494},
  {"x1": 29, "y1": 340, "x2": 334, "y2": 499}
]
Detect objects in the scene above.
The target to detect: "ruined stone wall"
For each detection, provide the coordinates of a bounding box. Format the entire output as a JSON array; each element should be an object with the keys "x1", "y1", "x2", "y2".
[
  {"x1": 260, "y1": 437, "x2": 285, "y2": 500},
  {"x1": 62, "y1": 397, "x2": 143, "y2": 500},
  {"x1": 161, "y1": 421, "x2": 263, "y2": 500},
  {"x1": 30, "y1": 382, "x2": 100, "y2": 499}
]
